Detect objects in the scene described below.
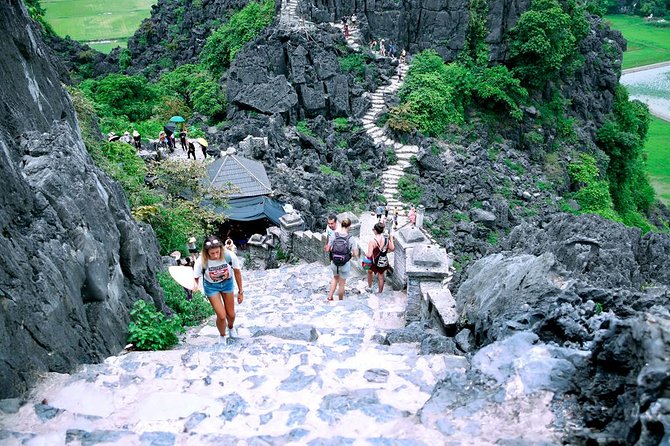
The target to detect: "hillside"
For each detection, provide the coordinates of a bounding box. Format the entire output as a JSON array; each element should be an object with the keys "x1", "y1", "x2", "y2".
[{"x1": 3, "y1": 0, "x2": 670, "y2": 443}]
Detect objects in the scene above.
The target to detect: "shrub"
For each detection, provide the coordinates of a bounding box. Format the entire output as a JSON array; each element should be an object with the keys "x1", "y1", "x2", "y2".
[
  {"x1": 157, "y1": 64, "x2": 226, "y2": 121},
  {"x1": 398, "y1": 175, "x2": 423, "y2": 204},
  {"x1": 157, "y1": 272, "x2": 213, "y2": 327},
  {"x1": 319, "y1": 165, "x2": 343, "y2": 177},
  {"x1": 568, "y1": 153, "x2": 619, "y2": 220},
  {"x1": 596, "y1": 86, "x2": 653, "y2": 217},
  {"x1": 296, "y1": 120, "x2": 315, "y2": 136},
  {"x1": 339, "y1": 54, "x2": 366, "y2": 79},
  {"x1": 80, "y1": 74, "x2": 158, "y2": 122},
  {"x1": 386, "y1": 149, "x2": 398, "y2": 165},
  {"x1": 128, "y1": 300, "x2": 183, "y2": 350},
  {"x1": 200, "y1": 0, "x2": 275, "y2": 75},
  {"x1": 333, "y1": 117, "x2": 349, "y2": 132},
  {"x1": 472, "y1": 65, "x2": 527, "y2": 120}
]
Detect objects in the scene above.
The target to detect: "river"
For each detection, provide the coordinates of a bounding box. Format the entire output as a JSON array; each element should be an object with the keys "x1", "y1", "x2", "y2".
[{"x1": 620, "y1": 62, "x2": 670, "y2": 122}]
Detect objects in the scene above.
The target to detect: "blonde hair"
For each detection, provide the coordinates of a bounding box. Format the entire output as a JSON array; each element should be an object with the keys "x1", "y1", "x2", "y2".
[
  {"x1": 341, "y1": 218, "x2": 352, "y2": 229},
  {"x1": 200, "y1": 236, "x2": 230, "y2": 266}
]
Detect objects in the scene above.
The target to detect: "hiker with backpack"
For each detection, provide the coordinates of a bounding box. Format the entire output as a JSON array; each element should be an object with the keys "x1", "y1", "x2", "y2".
[
  {"x1": 325, "y1": 217, "x2": 359, "y2": 301},
  {"x1": 365, "y1": 222, "x2": 395, "y2": 293},
  {"x1": 193, "y1": 236, "x2": 245, "y2": 340}
]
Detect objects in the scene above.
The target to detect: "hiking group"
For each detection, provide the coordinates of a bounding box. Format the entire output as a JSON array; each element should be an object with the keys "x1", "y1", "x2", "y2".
[{"x1": 324, "y1": 213, "x2": 396, "y2": 301}]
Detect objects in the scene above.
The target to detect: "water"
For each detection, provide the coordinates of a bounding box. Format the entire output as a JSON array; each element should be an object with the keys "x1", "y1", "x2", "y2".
[{"x1": 621, "y1": 64, "x2": 670, "y2": 121}]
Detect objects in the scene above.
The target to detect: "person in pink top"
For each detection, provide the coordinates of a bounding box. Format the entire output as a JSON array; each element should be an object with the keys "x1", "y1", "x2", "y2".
[{"x1": 408, "y1": 205, "x2": 417, "y2": 227}]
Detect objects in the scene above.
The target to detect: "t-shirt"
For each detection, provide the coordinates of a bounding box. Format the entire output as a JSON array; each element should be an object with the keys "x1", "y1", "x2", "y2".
[
  {"x1": 193, "y1": 251, "x2": 241, "y2": 283},
  {"x1": 376, "y1": 206, "x2": 384, "y2": 215}
]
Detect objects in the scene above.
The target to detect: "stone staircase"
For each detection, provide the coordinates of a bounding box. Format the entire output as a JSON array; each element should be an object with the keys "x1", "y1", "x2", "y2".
[
  {"x1": 0, "y1": 262, "x2": 453, "y2": 444},
  {"x1": 279, "y1": 0, "x2": 419, "y2": 213},
  {"x1": 279, "y1": 0, "x2": 314, "y2": 30},
  {"x1": 359, "y1": 63, "x2": 419, "y2": 212}
]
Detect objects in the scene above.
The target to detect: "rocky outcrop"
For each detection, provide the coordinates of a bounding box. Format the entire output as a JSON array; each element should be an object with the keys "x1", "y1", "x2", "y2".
[
  {"x1": 0, "y1": 1, "x2": 163, "y2": 398},
  {"x1": 124, "y1": 0, "x2": 254, "y2": 78},
  {"x1": 454, "y1": 214, "x2": 670, "y2": 443}
]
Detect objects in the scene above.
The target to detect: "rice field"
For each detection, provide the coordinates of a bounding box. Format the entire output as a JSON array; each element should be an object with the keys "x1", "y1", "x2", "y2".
[
  {"x1": 42, "y1": 0, "x2": 155, "y2": 53},
  {"x1": 605, "y1": 15, "x2": 670, "y2": 69},
  {"x1": 645, "y1": 117, "x2": 670, "y2": 205}
]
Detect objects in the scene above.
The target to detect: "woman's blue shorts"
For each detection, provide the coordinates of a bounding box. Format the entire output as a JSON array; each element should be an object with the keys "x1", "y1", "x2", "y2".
[{"x1": 203, "y1": 279, "x2": 234, "y2": 297}]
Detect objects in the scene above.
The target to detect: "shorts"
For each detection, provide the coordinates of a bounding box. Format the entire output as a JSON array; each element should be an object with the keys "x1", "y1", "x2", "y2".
[
  {"x1": 330, "y1": 261, "x2": 352, "y2": 279},
  {"x1": 203, "y1": 279, "x2": 234, "y2": 297}
]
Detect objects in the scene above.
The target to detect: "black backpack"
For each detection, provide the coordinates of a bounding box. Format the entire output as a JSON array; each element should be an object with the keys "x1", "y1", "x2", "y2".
[
  {"x1": 374, "y1": 236, "x2": 389, "y2": 268},
  {"x1": 330, "y1": 233, "x2": 351, "y2": 266}
]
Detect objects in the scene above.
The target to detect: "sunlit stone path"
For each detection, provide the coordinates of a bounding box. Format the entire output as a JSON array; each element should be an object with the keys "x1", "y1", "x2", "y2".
[{"x1": 0, "y1": 262, "x2": 455, "y2": 444}]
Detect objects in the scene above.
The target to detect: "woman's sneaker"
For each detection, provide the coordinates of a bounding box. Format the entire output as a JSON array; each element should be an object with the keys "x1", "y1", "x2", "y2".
[{"x1": 227, "y1": 327, "x2": 239, "y2": 339}]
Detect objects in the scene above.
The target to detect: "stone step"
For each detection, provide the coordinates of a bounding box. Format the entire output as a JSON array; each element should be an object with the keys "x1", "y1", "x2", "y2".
[
  {"x1": 368, "y1": 127, "x2": 384, "y2": 137},
  {"x1": 382, "y1": 172, "x2": 404, "y2": 180},
  {"x1": 396, "y1": 152, "x2": 415, "y2": 160},
  {"x1": 396, "y1": 146, "x2": 419, "y2": 154},
  {"x1": 363, "y1": 122, "x2": 375, "y2": 130}
]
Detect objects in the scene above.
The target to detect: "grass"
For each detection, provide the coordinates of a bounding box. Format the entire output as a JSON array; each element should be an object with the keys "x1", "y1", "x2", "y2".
[
  {"x1": 43, "y1": 0, "x2": 154, "y2": 53},
  {"x1": 608, "y1": 16, "x2": 670, "y2": 205},
  {"x1": 645, "y1": 116, "x2": 670, "y2": 204},
  {"x1": 605, "y1": 15, "x2": 670, "y2": 69}
]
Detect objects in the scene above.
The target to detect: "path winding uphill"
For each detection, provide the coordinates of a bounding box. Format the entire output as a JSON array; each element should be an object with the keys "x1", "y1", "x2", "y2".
[
  {"x1": 360, "y1": 64, "x2": 417, "y2": 212},
  {"x1": 0, "y1": 263, "x2": 452, "y2": 444},
  {"x1": 330, "y1": 22, "x2": 420, "y2": 212}
]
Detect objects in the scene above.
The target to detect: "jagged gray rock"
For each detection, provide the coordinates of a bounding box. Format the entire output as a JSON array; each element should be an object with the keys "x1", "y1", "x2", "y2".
[{"x1": 0, "y1": 1, "x2": 163, "y2": 398}]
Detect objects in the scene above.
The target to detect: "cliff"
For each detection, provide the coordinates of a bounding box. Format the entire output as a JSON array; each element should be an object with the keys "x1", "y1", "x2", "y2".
[{"x1": 0, "y1": 0, "x2": 164, "y2": 398}]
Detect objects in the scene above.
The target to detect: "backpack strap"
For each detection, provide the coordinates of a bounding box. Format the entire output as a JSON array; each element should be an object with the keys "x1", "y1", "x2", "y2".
[{"x1": 379, "y1": 235, "x2": 388, "y2": 254}]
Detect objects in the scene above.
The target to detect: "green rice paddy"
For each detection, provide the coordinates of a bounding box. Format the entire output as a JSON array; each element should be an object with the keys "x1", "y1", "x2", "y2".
[
  {"x1": 645, "y1": 117, "x2": 670, "y2": 204},
  {"x1": 607, "y1": 15, "x2": 670, "y2": 206},
  {"x1": 43, "y1": 0, "x2": 155, "y2": 53},
  {"x1": 605, "y1": 15, "x2": 670, "y2": 69}
]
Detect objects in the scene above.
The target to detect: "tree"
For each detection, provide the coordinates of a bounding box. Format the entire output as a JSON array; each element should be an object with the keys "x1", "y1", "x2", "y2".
[
  {"x1": 81, "y1": 74, "x2": 158, "y2": 122},
  {"x1": 507, "y1": 0, "x2": 587, "y2": 87},
  {"x1": 136, "y1": 160, "x2": 231, "y2": 254}
]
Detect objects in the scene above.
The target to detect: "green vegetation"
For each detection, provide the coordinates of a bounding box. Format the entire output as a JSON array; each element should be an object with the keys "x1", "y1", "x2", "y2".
[
  {"x1": 157, "y1": 64, "x2": 227, "y2": 121},
  {"x1": 385, "y1": 149, "x2": 398, "y2": 165},
  {"x1": 596, "y1": 86, "x2": 654, "y2": 229},
  {"x1": 333, "y1": 117, "x2": 350, "y2": 132},
  {"x1": 70, "y1": 88, "x2": 228, "y2": 255},
  {"x1": 319, "y1": 165, "x2": 343, "y2": 177},
  {"x1": 606, "y1": 15, "x2": 670, "y2": 68},
  {"x1": 567, "y1": 153, "x2": 624, "y2": 221},
  {"x1": 397, "y1": 175, "x2": 423, "y2": 204},
  {"x1": 296, "y1": 120, "x2": 315, "y2": 137},
  {"x1": 507, "y1": 0, "x2": 588, "y2": 87},
  {"x1": 645, "y1": 117, "x2": 670, "y2": 204},
  {"x1": 128, "y1": 300, "x2": 183, "y2": 350},
  {"x1": 42, "y1": 0, "x2": 154, "y2": 53},
  {"x1": 200, "y1": 0, "x2": 275, "y2": 76},
  {"x1": 81, "y1": 74, "x2": 157, "y2": 122},
  {"x1": 158, "y1": 272, "x2": 214, "y2": 327},
  {"x1": 129, "y1": 274, "x2": 212, "y2": 351},
  {"x1": 504, "y1": 159, "x2": 525, "y2": 175},
  {"x1": 339, "y1": 54, "x2": 367, "y2": 80},
  {"x1": 391, "y1": 49, "x2": 527, "y2": 137},
  {"x1": 24, "y1": 0, "x2": 55, "y2": 36}
]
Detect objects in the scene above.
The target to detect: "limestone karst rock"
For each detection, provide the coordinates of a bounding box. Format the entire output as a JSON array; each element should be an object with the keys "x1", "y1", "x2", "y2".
[{"x1": 0, "y1": 0, "x2": 164, "y2": 398}]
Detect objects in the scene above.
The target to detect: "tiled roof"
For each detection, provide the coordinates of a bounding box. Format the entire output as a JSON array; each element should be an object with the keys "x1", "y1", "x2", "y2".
[{"x1": 207, "y1": 154, "x2": 272, "y2": 198}]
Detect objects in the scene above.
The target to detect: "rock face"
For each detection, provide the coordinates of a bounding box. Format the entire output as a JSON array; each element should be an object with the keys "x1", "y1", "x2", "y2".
[
  {"x1": 455, "y1": 214, "x2": 670, "y2": 444},
  {"x1": 0, "y1": 1, "x2": 163, "y2": 398}
]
